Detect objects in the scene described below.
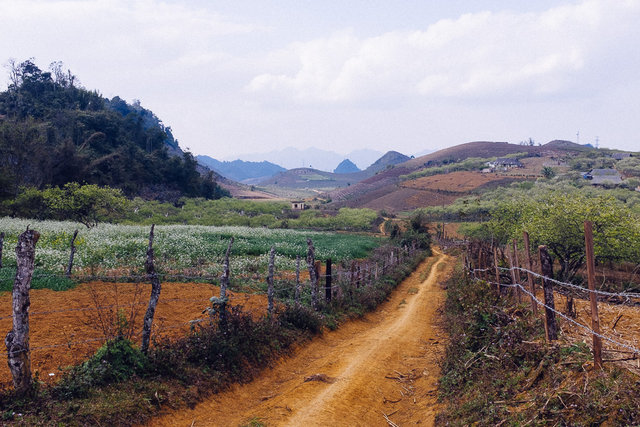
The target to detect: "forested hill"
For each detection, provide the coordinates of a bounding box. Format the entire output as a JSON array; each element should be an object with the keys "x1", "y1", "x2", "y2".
[{"x1": 0, "y1": 59, "x2": 228, "y2": 202}]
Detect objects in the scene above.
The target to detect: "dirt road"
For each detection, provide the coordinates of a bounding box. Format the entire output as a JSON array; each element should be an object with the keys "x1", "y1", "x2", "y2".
[{"x1": 149, "y1": 249, "x2": 453, "y2": 427}]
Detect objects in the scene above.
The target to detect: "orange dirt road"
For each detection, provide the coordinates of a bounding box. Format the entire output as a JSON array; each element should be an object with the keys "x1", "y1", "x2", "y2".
[{"x1": 148, "y1": 249, "x2": 454, "y2": 427}]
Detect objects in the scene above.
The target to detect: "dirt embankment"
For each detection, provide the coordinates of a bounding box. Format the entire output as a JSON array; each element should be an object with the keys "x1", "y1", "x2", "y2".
[{"x1": 148, "y1": 250, "x2": 454, "y2": 427}]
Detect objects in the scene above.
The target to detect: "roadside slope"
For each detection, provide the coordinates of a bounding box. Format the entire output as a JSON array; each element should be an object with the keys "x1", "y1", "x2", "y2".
[{"x1": 148, "y1": 249, "x2": 454, "y2": 427}]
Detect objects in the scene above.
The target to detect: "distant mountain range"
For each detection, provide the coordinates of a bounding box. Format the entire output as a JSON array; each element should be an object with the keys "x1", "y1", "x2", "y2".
[
  {"x1": 223, "y1": 147, "x2": 384, "y2": 172},
  {"x1": 196, "y1": 156, "x2": 286, "y2": 184},
  {"x1": 257, "y1": 150, "x2": 411, "y2": 195}
]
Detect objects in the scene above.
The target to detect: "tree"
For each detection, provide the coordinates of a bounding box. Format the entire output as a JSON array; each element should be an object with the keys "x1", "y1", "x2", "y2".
[
  {"x1": 43, "y1": 183, "x2": 129, "y2": 227},
  {"x1": 488, "y1": 191, "x2": 640, "y2": 282},
  {"x1": 616, "y1": 157, "x2": 640, "y2": 177},
  {"x1": 541, "y1": 166, "x2": 556, "y2": 179}
]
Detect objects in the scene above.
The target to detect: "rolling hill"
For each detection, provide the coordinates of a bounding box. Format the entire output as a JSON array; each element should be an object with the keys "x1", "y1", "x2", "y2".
[
  {"x1": 0, "y1": 59, "x2": 228, "y2": 202},
  {"x1": 324, "y1": 140, "x2": 595, "y2": 213},
  {"x1": 256, "y1": 150, "x2": 410, "y2": 197},
  {"x1": 334, "y1": 159, "x2": 360, "y2": 174}
]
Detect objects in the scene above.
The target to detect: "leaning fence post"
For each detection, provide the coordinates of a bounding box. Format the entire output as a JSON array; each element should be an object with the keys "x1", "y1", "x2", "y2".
[
  {"x1": 523, "y1": 231, "x2": 538, "y2": 315},
  {"x1": 65, "y1": 229, "x2": 79, "y2": 278},
  {"x1": 141, "y1": 224, "x2": 162, "y2": 354},
  {"x1": 538, "y1": 245, "x2": 558, "y2": 341},
  {"x1": 295, "y1": 255, "x2": 301, "y2": 305},
  {"x1": 0, "y1": 231, "x2": 4, "y2": 269},
  {"x1": 584, "y1": 221, "x2": 603, "y2": 369},
  {"x1": 325, "y1": 258, "x2": 332, "y2": 303},
  {"x1": 5, "y1": 228, "x2": 39, "y2": 394},
  {"x1": 306, "y1": 238, "x2": 318, "y2": 309},
  {"x1": 267, "y1": 246, "x2": 275, "y2": 316}
]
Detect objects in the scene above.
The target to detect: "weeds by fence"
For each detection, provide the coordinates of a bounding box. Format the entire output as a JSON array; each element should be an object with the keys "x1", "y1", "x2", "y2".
[{"x1": 462, "y1": 221, "x2": 640, "y2": 371}]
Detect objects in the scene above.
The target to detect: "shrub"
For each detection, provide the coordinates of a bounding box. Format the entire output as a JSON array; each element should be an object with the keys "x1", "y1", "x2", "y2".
[
  {"x1": 55, "y1": 338, "x2": 149, "y2": 399},
  {"x1": 279, "y1": 304, "x2": 323, "y2": 334}
]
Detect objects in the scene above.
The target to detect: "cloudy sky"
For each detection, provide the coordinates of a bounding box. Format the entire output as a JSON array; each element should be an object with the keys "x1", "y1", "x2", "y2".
[{"x1": 1, "y1": 0, "x2": 639, "y2": 159}]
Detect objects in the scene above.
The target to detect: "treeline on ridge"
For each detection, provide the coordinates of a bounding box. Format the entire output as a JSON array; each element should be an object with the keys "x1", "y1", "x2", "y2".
[{"x1": 0, "y1": 58, "x2": 228, "y2": 206}]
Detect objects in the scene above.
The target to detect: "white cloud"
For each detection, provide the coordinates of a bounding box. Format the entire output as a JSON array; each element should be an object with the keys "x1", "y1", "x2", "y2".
[
  {"x1": 0, "y1": 0, "x2": 261, "y2": 88},
  {"x1": 247, "y1": 0, "x2": 640, "y2": 103}
]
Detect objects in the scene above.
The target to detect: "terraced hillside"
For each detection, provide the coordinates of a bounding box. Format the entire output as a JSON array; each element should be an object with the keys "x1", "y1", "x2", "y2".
[{"x1": 325, "y1": 140, "x2": 580, "y2": 213}]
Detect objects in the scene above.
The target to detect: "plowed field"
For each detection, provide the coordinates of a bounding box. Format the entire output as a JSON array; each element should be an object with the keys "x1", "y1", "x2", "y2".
[{"x1": 0, "y1": 282, "x2": 268, "y2": 388}]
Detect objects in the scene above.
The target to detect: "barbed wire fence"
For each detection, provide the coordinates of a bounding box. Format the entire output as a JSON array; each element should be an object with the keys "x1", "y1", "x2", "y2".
[
  {"x1": 0, "y1": 224, "x2": 421, "y2": 392},
  {"x1": 463, "y1": 221, "x2": 640, "y2": 372}
]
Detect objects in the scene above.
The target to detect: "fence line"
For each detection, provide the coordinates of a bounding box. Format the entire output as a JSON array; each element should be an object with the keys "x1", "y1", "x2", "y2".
[
  {"x1": 499, "y1": 266, "x2": 640, "y2": 299},
  {"x1": 479, "y1": 278, "x2": 640, "y2": 356},
  {"x1": 466, "y1": 265, "x2": 640, "y2": 359},
  {"x1": 0, "y1": 314, "x2": 235, "y2": 357},
  {"x1": 0, "y1": 279, "x2": 382, "y2": 321},
  {"x1": 1, "y1": 225, "x2": 422, "y2": 391}
]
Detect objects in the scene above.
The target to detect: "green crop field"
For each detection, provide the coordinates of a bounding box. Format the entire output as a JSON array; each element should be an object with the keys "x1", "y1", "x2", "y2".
[{"x1": 0, "y1": 218, "x2": 382, "y2": 279}]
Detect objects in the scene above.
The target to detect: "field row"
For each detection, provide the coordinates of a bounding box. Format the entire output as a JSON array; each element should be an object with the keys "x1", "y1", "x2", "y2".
[{"x1": 0, "y1": 218, "x2": 381, "y2": 279}]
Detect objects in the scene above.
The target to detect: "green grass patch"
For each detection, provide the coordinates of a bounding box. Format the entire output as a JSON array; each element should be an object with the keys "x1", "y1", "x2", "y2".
[{"x1": 0, "y1": 267, "x2": 76, "y2": 292}]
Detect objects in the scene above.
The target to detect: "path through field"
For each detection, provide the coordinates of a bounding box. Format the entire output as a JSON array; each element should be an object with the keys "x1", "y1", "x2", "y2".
[{"x1": 149, "y1": 249, "x2": 454, "y2": 427}]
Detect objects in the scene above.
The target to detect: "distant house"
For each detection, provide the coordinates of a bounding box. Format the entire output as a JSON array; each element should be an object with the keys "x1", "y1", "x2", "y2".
[
  {"x1": 612, "y1": 152, "x2": 632, "y2": 161},
  {"x1": 584, "y1": 169, "x2": 623, "y2": 185},
  {"x1": 486, "y1": 157, "x2": 524, "y2": 170},
  {"x1": 291, "y1": 201, "x2": 306, "y2": 210}
]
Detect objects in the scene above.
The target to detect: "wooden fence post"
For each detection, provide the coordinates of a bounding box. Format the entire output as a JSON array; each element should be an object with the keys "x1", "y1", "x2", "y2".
[
  {"x1": 510, "y1": 240, "x2": 521, "y2": 302},
  {"x1": 584, "y1": 221, "x2": 603, "y2": 369},
  {"x1": 220, "y1": 238, "x2": 233, "y2": 302},
  {"x1": 267, "y1": 246, "x2": 275, "y2": 316},
  {"x1": 493, "y1": 245, "x2": 501, "y2": 292},
  {"x1": 306, "y1": 238, "x2": 318, "y2": 309},
  {"x1": 538, "y1": 245, "x2": 558, "y2": 341},
  {"x1": 324, "y1": 258, "x2": 332, "y2": 302},
  {"x1": 325, "y1": 258, "x2": 332, "y2": 302},
  {"x1": 218, "y1": 237, "x2": 234, "y2": 325},
  {"x1": 295, "y1": 255, "x2": 301, "y2": 305},
  {"x1": 5, "y1": 228, "x2": 39, "y2": 394},
  {"x1": 141, "y1": 225, "x2": 162, "y2": 354},
  {"x1": 65, "y1": 229, "x2": 78, "y2": 278},
  {"x1": 523, "y1": 231, "x2": 538, "y2": 315},
  {"x1": 0, "y1": 231, "x2": 4, "y2": 269},
  {"x1": 350, "y1": 261, "x2": 356, "y2": 287}
]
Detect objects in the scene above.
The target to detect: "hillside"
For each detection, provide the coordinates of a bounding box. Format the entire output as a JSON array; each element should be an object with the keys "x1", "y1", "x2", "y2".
[
  {"x1": 367, "y1": 150, "x2": 411, "y2": 173},
  {"x1": 0, "y1": 59, "x2": 227, "y2": 202},
  {"x1": 256, "y1": 150, "x2": 410, "y2": 196},
  {"x1": 325, "y1": 140, "x2": 596, "y2": 212},
  {"x1": 403, "y1": 141, "x2": 538, "y2": 168},
  {"x1": 196, "y1": 155, "x2": 285, "y2": 183}
]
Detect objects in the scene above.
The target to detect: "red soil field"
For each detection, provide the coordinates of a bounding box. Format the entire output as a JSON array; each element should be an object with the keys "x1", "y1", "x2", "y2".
[{"x1": 0, "y1": 282, "x2": 268, "y2": 389}]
